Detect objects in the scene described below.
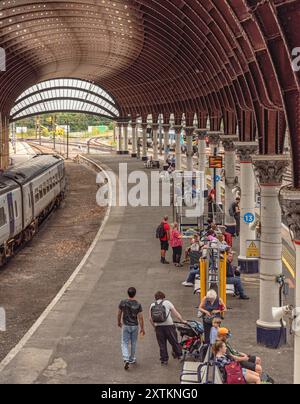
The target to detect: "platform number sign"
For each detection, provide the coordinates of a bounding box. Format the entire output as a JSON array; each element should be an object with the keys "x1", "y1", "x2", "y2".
[
  {"x1": 209, "y1": 156, "x2": 223, "y2": 169},
  {"x1": 244, "y1": 213, "x2": 255, "y2": 224}
]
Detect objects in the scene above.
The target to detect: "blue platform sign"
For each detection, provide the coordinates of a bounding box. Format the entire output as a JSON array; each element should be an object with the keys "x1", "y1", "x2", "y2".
[
  {"x1": 215, "y1": 175, "x2": 221, "y2": 183},
  {"x1": 244, "y1": 213, "x2": 255, "y2": 224}
]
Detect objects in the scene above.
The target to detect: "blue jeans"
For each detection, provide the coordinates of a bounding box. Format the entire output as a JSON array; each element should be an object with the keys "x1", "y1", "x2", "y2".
[
  {"x1": 227, "y1": 277, "x2": 245, "y2": 297},
  {"x1": 186, "y1": 266, "x2": 199, "y2": 284},
  {"x1": 122, "y1": 325, "x2": 139, "y2": 362}
]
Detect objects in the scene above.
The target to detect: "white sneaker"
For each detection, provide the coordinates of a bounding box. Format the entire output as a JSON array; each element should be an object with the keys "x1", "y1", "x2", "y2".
[{"x1": 182, "y1": 282, "x2": 194, "y2": 287}]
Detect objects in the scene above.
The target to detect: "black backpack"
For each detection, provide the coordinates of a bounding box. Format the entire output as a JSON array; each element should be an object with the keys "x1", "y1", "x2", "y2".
[
  {"x1": 151, "y1": 301, "x2": 170, "y2": 323},
  {"x1": 229, "y1": 203, "x2": 236, "y2": 217},
  {"x1": 156, "y1": 223, "x2": 166, "y2": 239}
]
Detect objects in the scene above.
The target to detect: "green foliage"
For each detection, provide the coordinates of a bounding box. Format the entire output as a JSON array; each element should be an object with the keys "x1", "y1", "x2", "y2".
[{"x1": 15, "y1": 113, "x2": 113, "y2": 133}]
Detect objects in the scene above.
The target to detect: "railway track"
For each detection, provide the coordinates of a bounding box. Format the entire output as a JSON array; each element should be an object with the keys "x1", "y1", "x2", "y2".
[{"x1": 24, "y1": 138, "x2": 113, "y2": 155}]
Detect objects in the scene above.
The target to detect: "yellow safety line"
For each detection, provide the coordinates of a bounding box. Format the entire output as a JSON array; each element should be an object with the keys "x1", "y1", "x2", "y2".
[{"x1": 282, "y1": 256, "x2": 295, "y2": 279}]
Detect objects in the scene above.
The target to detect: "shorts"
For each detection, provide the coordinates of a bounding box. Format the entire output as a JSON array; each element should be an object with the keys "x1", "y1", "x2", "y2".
[
  {"x1": 240, "y1": 356, "x2": 257, "y2": 372},
  {"x1": 160, "y1": 240, "x2": 169, "y2": 251}
]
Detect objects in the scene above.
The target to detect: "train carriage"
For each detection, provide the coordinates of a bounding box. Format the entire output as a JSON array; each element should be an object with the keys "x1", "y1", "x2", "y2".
[{"x1": 0, "y1": 155, "x2": 66, "y2": 266}]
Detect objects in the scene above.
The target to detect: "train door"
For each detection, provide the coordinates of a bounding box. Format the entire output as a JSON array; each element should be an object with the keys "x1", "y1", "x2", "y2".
[
  {"x1": 29, "y1": 183, "x2": 34, "y2": 219},
  {"x1": 7, "y1": 192, "x2": 15, "y2": 238}
]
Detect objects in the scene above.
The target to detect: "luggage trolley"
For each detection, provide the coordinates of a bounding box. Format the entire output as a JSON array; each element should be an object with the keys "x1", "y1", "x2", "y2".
[{"x1": 172, "y1": 170, "x2": 205, "y2": 233}]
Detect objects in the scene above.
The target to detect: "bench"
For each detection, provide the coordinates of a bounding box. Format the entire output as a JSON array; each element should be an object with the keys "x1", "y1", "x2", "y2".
[
  {"x1": 193, "y1": 275, "x2": 235, "y2": 296},
  {"x1": 180, "y1": 348, "x2": 223, "y2": 385},
  {"x1": 180, "y1": 360, "x2": 223, "y2": 384}
]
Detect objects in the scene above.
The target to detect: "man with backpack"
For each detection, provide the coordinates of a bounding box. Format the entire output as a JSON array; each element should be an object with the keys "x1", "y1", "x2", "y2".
[
  {"x1": 156, "y1": 216, "x2": 171, "y2": 264},
  {"x1": 149, "y1": 291, "x2": 186, "y2": 365}
]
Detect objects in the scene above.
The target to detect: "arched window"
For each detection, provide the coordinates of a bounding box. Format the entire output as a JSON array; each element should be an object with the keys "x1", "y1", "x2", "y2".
[{"x1": 11, "y1": 78, "x2": 120, "y2": 121}]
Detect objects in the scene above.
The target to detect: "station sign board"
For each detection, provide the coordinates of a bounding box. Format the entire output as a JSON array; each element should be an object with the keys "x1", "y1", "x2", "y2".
[{"x1": 209, "y1": 156, "x2": 223, "y2": 169}]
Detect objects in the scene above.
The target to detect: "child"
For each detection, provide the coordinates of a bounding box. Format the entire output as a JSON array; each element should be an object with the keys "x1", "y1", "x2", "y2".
[{"x1": 210, "y1": 317, "x2": 222, "y2": 344}]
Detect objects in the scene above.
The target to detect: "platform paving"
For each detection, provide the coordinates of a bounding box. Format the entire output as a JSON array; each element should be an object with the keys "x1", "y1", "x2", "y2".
[{"x1": 0, "y1": 155, "x2": 294, "y2": 384}]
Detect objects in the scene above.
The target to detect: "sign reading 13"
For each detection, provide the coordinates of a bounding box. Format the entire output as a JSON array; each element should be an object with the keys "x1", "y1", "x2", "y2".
[{"x1": 244, "y1": 213, "x2": 255, "y2": 224}]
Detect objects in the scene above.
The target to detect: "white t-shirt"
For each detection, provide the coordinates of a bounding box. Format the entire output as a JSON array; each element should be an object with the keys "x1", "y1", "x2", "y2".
[{"x1": 150, "y1": 300, "x2": 175, "y2": 326}]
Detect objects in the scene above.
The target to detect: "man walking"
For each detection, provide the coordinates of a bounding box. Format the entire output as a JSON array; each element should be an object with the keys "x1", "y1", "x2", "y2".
[
  {"x1": 149, "y1": 291, "x2": 186, "y2": 365},
  {"x1": 157, "y1": 216, "x2": 170, "y2": 264},
  {"x1": 118, "y1": 287, "x2": 145, "y2": 370}
]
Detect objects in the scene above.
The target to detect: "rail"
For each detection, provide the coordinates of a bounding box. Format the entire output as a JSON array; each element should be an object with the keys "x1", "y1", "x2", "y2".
[{"x1": 74, "y1": 154, "x2": 104, "y2": 174}]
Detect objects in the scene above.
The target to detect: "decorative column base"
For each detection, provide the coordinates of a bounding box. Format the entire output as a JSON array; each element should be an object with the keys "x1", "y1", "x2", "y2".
[
  {"x1": 257, "y1": 322, "x2": 287, "y2": 349},
  {"x1": 238, "y1": 257, "x2": 259, "y2": 274},
  {"x1": 131, "y1": 153, "x2": 137, "y2": 158},
  {"x1": 123, "y1": 151, "x2": 129, "y2": 155},
  {"x1": 117, "y1": 151, "x2": 123, "y2": 155},
  {"x1": 142, "y1": 156, "x2": 148, "y2": 162}
]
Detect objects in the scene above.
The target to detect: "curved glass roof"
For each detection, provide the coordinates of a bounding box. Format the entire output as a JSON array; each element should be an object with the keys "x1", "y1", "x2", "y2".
[{"x1": 11, "y1": 78, "x2": 120, "y2": 121}]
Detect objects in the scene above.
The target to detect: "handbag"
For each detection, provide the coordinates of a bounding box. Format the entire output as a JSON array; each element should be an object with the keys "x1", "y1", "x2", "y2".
[
  {"x1": 203, "y1": 315, "x2": 216, "y2": 325},
  {"x1": 225, "y1": 362, "x2": 246, "y2": 385}
]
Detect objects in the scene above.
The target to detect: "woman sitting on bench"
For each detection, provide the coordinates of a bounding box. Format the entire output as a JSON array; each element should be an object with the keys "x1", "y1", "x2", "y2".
[{"x1": 213, "y1": 341, "x2": 261, "y2": 384}]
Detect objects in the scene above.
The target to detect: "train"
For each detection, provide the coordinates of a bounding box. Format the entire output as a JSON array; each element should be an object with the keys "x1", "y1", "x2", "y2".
[{"x1": 0, "y1": 154, "x2": 66, "y2": 266}]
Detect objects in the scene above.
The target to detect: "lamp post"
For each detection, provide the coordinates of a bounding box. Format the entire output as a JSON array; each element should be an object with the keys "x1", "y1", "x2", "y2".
[{"x1": 65, "y1": 120, "x2": 70, "y2": 159}]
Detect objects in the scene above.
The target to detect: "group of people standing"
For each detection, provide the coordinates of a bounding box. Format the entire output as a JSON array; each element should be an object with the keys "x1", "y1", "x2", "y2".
[
  {"x1": 158, "y1": 216, "x2": 183, "y2": 267},
  {"x1": 157, "y1": 215, "x2": 249, "y2": 301}
]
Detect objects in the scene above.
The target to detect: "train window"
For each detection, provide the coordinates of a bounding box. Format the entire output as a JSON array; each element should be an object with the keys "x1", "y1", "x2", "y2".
[
  {"x1": 28, "y1": 194, "x2": 31, "y2": 208},
  {"x1": 47, "y1": 180, "x2": 50, "y2": 193},
  {"x1": 14, "y1": 201, "x2": 18, "y2": 218},
  {"x1": 43, "y1": 182, "x2": 47, "y2": 196},
  {"x1": 39, "y1": 185, "x2": 43, "y2": 198},
  {"x1": 0, "y1": 207, "x2": 6, "y2": 227}
]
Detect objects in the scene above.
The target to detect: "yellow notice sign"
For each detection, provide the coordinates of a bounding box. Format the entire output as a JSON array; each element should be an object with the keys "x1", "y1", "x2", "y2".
[{"x1": 246, "y1": 241, "x2": 260, "y2": 258}]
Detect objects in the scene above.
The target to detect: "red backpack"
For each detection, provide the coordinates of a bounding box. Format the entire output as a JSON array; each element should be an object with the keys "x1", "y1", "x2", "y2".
[{"x1": 225, "y1": 362, "x2": 246, "y2": 384}]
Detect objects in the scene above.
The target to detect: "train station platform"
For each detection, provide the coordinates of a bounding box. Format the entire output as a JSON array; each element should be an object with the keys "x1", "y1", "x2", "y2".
[
  {"x1": 9, "y1": 141, "x2": 36, "y2": 167},
  {"x1": 0, "y1": 155, "x2": 294, "y2": 384}
]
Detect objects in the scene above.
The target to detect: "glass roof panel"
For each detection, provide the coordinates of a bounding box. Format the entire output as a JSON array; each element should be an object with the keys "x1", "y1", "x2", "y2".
[
  {"x1": 12, "y1": 99, "x2": 116, "y2": 121},
  {"x1": 15, "y1": 78, "x2": 118, "y2": 108},
  {"x1": 12, "y1": 79, "x2": 120, "y2": 120}
]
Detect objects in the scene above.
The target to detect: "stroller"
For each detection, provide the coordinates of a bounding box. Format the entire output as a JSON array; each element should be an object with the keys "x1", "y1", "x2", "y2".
[{"x1": 175, "y1": 320, "x2": 205, "y2": 361}]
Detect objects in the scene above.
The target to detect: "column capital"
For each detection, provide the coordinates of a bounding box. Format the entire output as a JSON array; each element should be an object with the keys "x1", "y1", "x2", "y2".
[
  {"x1": 130, "y1": 122, "x2": 137, "y2": 128},
  {"x1": 252, "y1": 155, "x2": 289, "y2": 186},
  {"x1": 280, "y1": 187, "x2": 300, "y2": 242},
  {"x1": 141, "y1": 122, "x2": 148, "y2": 130},
  {"x1": 221, "y1": 136, "x2": 239, "y2": 152},
  {"x1": 185, "y1": 126, "x2": 195, "y2": 136},
  {"x1": 152, "y1": 123, "x2": 159, "y2": 131},
  {"x1": 207, "y1": 131, "x2": 223, "y2": 146},
  {"x1": 235, "y1": 142, "x2": 258, "y2": 163},
  {"x1": 117, "y1": 121, "x2": 129, "y2": 127},
  {"x1": 173, "y1": 125, "x2": 182, "y2": 133},
  {"x1": 194, "y1": 128, "x2": 208, "y2": 140}
]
